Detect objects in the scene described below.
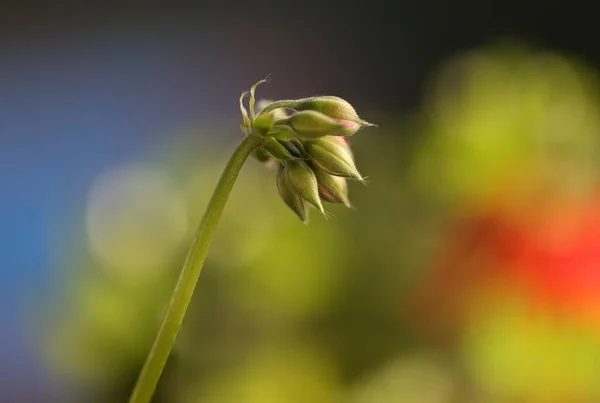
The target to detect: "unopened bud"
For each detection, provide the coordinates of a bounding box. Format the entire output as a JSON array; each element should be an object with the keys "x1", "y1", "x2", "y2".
[
  {"x1": 251, "y1": 147, "x2": 272, "y2": 164},
  {"x1": 277, "y1": 165, "x2": 308, "y2": 222},
  {"x1": 283, "y1": 160, "x2": 324, "y2": 213},
  {"x1": 313, "y1": 135, "x2": 353, "y2": 159},
  {"x1": 259, "y1": 96, "x2": 375, "y2": 136},
  {"x1": 306, "y1": 137, "x2": 364, "y2": 181},
  {"x1": 312, "y1": 165, "x2": 351, "y2": 207},
  {"x1": 281, "y1": 111, "x2": 346, "y2": 139}
]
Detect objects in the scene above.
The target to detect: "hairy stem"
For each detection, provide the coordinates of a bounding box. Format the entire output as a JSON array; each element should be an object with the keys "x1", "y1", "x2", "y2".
[
  {"x1": 257, "y1": 99, "x2": 300, "y2": 116},
  {"x1": 129, "y1": 134, "x2": 262, "y2": 403}
]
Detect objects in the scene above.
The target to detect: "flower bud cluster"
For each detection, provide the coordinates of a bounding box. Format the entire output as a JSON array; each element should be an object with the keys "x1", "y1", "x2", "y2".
[{"x1": 239, "y1": 79, "x2": 375, "y2": 222}]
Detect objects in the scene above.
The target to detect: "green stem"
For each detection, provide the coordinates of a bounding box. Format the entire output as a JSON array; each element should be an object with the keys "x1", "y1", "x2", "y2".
[
  {"x1": 129, "y1": 134, "x2": 263, "y2": 403},
  {"x1": 257, "y1": 100, "x2": 300, "y2": 116}
]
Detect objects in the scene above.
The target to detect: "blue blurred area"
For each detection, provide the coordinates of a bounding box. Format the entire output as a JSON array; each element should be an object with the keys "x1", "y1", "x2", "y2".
[
  {"x1": 0, "y1": 17, "x2": 361, "y2": 396},
  {"x1": 0, "y1": 27, "x2": 217, "y2": 389}
]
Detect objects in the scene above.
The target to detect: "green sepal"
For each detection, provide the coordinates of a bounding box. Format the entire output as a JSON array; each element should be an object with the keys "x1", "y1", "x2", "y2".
[
  {"x1": 250, "y1": 77, "x2": 269, "y2": 120},
  {"x1": 263, "y1": 138, "x2": 299, "y2": 161},
  {"x1": 252, "y1": 113, "x2": 274, "y2": 136},
  {"x1": 239, "y1": 91, "x2": 251, "y2": 128},
  {"x1": 267, "y1": 124, "x2": 297, "y2": 141},
  {"x1": 307, "y1": 141, "x2": 363, "y2": 181}
]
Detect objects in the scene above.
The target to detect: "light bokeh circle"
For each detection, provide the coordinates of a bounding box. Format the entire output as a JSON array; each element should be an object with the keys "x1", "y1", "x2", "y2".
[{"x1": 86, "y1": 163, "x2": 188, "y2": 280}]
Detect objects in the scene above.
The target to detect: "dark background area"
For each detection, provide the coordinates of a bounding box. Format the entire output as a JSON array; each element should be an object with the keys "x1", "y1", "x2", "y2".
[{"x1": 2, "y1": 1, "x2": 598, "y2": 113}]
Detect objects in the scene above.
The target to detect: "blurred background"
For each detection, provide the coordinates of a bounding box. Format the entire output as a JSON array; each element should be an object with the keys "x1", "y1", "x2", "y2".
[{"x1": 2, "y1": 1, "x2": 600, "y2": 402}]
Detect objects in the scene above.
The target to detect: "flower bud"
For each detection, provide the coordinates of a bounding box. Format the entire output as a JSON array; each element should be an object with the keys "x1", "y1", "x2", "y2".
[
  {"x1": 251, "y1": 147, "x2": 272, "y2": 164},
  {"x1": 263, "y1": 138, "x2": 300, "y2": 161},
  {"x1": 259, "y1": 96, "x2": 375, "y2": 136},
  {"x1": 298, "y1": 96, "x2": 361, "y2": 120},
  {"x1": 277, "y1": 165, "x2": 308, "y2": 222},
  {"x1": 313, "y1": 135, "x2": 353, "y2": 159},
  {"x1": 312, "y1": 165, "x2": 351, "y2": 207},
  {"x1": 280, "y1": 111, "x2": 346, "y2": 139},
  {"x1": 283, "y1": 160, "x2": 324, "y2": 214},
  {"x1": 306, "y1": 137, "x2": 364, "y2": 181}
]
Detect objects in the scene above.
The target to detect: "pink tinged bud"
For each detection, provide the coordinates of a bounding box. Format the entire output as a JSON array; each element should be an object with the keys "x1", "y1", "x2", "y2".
[
  {"x1": 258, "y1": 96, "x2": 375, "y2": 135},
  {"x1": 307, "y1": 138, "x2": 364, "y2": 181},
  {"x1": 283, "y1": 160, "x2": 325, "y2": 214},
  {"x1": 277, "y1": 165, "x2": 308, "y2": 222},
  {"x1": 326, "y1": 119, "x2": 364, "y2": 137},
  {"x1": 313, "y1": 166, "x2": 351, "y2": 207},
  {"x1": 318, "y1": 185, "x2": 336, "y2": 202}
]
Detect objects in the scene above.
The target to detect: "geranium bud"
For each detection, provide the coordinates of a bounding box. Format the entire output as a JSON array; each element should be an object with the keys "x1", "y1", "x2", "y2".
[
  {"x1": 252, "y1": 147, "x2": 272, "y2": 164},
  {"x1": 283, "y1": 160, "x2": 324, "y2": 213},
  {"x1": 312, "y1": 165, "x2": 351, "y2": 207},
  {"x1": 306, "y1": 137, "x2": 364, "y2": 181},
  {"x1": 277, "y1": 165, "x2": 308, "y2": 222},
  {"x1": 281, "y1": 111, "x2": 346, "y2": 139},
  {"x1": 259, "y1": 96, "x2": 376, "y2": 135},
  {"x1": 263, "y1": 138, "x2": 299, "y2": 161},
  {"x1": 300, "y1": 96, "x2": 361, "y2": 119},
  {"x1": 313, "y1": 135, "x2": 353, "y2": 159}
]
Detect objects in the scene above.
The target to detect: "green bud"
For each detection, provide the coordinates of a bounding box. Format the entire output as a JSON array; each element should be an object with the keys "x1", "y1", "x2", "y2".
[
  {"x1": 281, "y1": 111, "x2": 346, "y2": 139},
  {"x1": 313, "y1": 135, "x2": 353, "y2": 159},
  {"x1": 312, "y1": 165, "x2": 351, "y2": 207},
  {"x1": 306, "y1": 137, "x2": 364, "y2": 181},
  {"x1": 277, "y1": 165, "x2": 308, "y2": 222},
  {"x1": 263, "y1": 138, "x2": 299, "y2": 161},
  {"x1": 259, "y1": 96, "x2": 376, "y2": 135},
  {"x1": 297, "y1": 96, "x2": 362, "y2": 121},
  {"x1": 283, "y1": 160, "x2": 324, "y2": 213},
  {"x1": 251, "y1": 147, "x2": 272, "y2": 164}
]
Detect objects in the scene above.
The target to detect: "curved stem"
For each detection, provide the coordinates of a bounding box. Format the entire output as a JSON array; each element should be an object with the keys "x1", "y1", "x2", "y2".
[
  {"x1": 129, "y1": 134, "x2": 263, "y2": 403},
  {"x1": 257, "y1": 99, "x2": 300, "y2": 116}
]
